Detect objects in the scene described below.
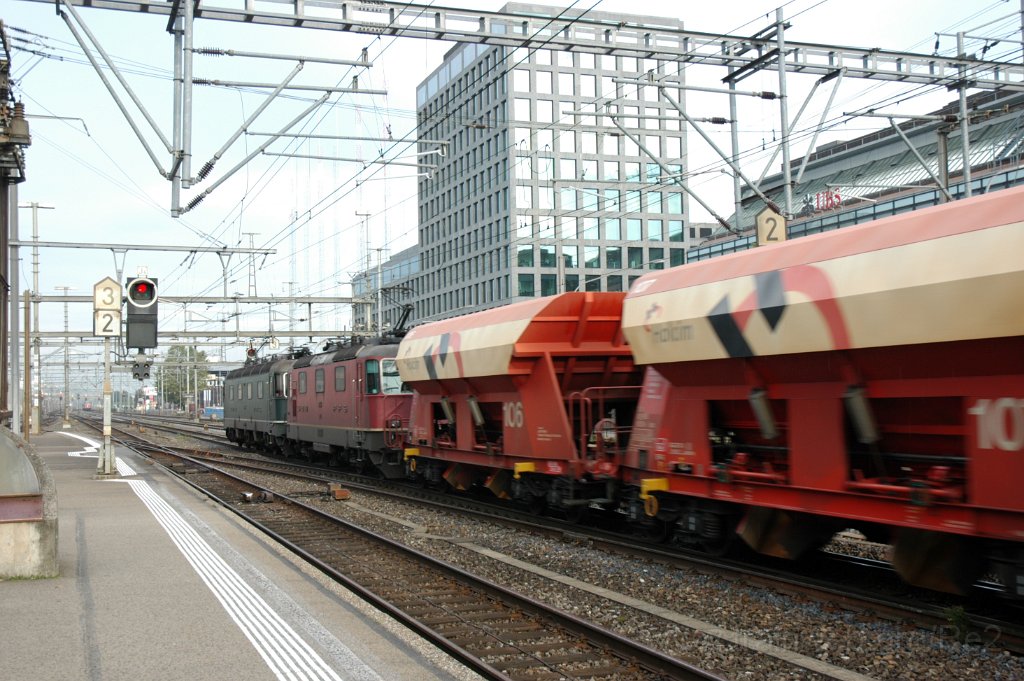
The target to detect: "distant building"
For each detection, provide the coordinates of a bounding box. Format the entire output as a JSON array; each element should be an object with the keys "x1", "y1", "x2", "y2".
[
  {"x1": 352, "y1": 245, "x2": 419, "y2": 334},
  {"x1": 411, "y1": 3, "x2": 691, "y2": 322},
  {"x1": 691, "y1": 90, "x2": 1024, "y2": 260}
]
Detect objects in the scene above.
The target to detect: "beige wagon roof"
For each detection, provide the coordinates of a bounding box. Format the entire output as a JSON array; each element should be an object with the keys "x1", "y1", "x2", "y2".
[
  {"x1": 623, "y1": 186, "x2": 1024, "y2": 364},
  {"x1": 398, "y1": 293, "x2": 627, "y2": 382}
]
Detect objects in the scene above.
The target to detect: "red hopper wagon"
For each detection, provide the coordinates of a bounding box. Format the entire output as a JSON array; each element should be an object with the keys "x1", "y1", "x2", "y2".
[
  {"x1": 397, "y1": 292, "x2": 641, "y2": 513},
  {"x1": 621, "y1": 186, "x2": 1024, "y2": 595}
]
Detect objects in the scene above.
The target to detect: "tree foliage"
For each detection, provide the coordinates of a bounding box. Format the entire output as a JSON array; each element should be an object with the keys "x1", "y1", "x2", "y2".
[{"x1": 155, "y1": 346, "x2": 210, "y2": 410}]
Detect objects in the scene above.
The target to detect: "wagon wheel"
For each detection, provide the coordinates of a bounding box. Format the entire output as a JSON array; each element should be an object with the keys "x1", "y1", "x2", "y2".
[
  {"x1": 699, "y1": 532, "x2": 736, "y2": 557},
  {"x1": 644, "y1": 518, "x2": 674, "y2": 543},
  {"x1": 563, "y1": 504, "x2": 587, "y2": 524},
  {"x1": 526, "y1": 494, "x2": 547, "y2": 516}
]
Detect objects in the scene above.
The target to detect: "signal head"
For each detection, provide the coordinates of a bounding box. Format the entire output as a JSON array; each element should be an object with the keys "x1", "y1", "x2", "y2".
[{"x1": 126, "y1": 277, "x2": 158, "y2": 309}]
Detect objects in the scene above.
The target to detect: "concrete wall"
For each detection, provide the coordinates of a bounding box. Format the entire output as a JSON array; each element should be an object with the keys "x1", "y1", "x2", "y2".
[{"x1": 0, "y1": 429, "x2": 58, "y2": 578}]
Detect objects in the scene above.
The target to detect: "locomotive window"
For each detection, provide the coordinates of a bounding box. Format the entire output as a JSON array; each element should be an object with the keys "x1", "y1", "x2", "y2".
[
  {"x1": 277, "y1": 373, "x2": 289, "y2": 397},
  {"x1": 315, "y1": 368, "x2": 325, "y2": 394},
  {"x1": 366, "y1": 360, "x2": 380, "y2": 395},
  {"x1": 334, "y1": 366, "x2": 347, "y2": 391},
  {"x1": 246, "y1": 383, "x2": 253, "y2": 400},
  {"x1": 257, "y1": 382, "x2": 264, "y2": 399},
  {"x1": 381, "y1": 360, "x2": 405, "y2": 394},
  {"x1": 298, "y1": 371, "x2": 307, "y2": 394}
]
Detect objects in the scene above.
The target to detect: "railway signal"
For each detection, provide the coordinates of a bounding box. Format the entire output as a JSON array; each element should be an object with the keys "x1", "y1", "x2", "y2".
[
  {"x1": 125, "y1": 276, "x2": 158, "y2": 349},
  {"x1": 131, "y1": 355, "x2": 152, "y2": 381}
]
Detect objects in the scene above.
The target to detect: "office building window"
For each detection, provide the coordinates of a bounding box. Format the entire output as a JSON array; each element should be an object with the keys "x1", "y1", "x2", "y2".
[
  {"x1": 513, "y1": 69, "x2": 530, "y2": 92},
  {"x1": 541, "y1": 273, "x2": 558, "y2": 296},
  {"x1": 626, "y1": 190, "x2": 641, "y2": 212},
  {"x1": 606, "y1": 246, "x2": 622, "y2": 269},
  {"x1": 518, "y1": 273, "x2": 535, "y2": 296},
  {"x1": 605, "y1": 218, "x2": 621, "y2": 240},
  {"x1": 559, "y1": 72, "x2": 574, "y2": 95},
  {"x1": 670, "y1": 248, "x2": 685, "y2": 266},
  {"x1": 628, "y1": 246, "x2": 644, "y2": 269},
  {"x1": 561, "y1": 217, "x2": 578, "y2": 239},
  {"x1": 560, "y1": 158, "x2": 577, "y2": 179},
  {"x1": 536, "y1": 70, "x2": 552, "y2": 94},
  {"x1": 538, "y1": 216, "x2": 555, "y2": 239},
  {"x1": 649, "y1": 219, "x2": 663, "y2": 240},
  {"x1": 585, "y1": 246, "x2": 600, "y2": 268},
  {"x1": 561, "y1": 187, "x2": 577, "y2": 210},
  {"x1": 626, "y1": 218, "x2": 642, "y2": 241},
  {"x1": 648, "y1": 192, "x2": 662, "y2": 212},
  {"x1": 517, "y1": 245, "x2": 534, "y2": 267},
  {"x1": 604, "y1": 189, "x2": 620, "y2": 211},
  {"x1": 565, "y1": 273, "x2": 580, "y2": 292},
  {"x1": 667, "y1": 192, "x2": 683, "y2": 213},
  {"x1": 649, "y1": 247, "x2": 664, "y2": 269},
  {"x1": 669, "y1": 220, "x2": 684, "y2": 242},
  {"x1": 606, "y1": 275, "x2": 623, "y2": 292},
  {"x1": 562, "y1": 245, "x2": 578, "y2": 268},
  {"x1": 539, "y1": 245, "x2": 557, "y2": 267},
  {"x1": 585, "y1": 275, "x2": 601, "y2": 291}
]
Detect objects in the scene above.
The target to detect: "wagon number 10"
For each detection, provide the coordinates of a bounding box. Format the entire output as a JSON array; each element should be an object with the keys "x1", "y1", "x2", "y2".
[
  {"x1": 503, "y1": 401, "x2": 524, "y2": 429},
  {"x1": 969, "y1": 398, "x2": 1024, "y2": 451}
]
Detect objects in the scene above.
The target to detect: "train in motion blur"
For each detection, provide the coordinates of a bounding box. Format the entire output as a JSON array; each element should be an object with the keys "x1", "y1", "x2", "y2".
[{"x1": 225, "y1": 186, "x2": 1024, "y2": 598}]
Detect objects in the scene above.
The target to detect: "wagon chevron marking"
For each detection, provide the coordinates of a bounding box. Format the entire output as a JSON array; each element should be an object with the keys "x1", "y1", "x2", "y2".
[
  {"x1": 422, "y1": 331, "x2": 464, "y2": 379},
  {"x1": 708, "y1": 295, "x2": 755, "y2": 358},
  {"x1": 707, "y1": 265, "x2": 850, "y2": 358}
]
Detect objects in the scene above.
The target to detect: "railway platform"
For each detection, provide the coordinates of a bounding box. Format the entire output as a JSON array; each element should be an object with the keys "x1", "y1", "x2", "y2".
[{"x1": 0, "y1": 429, "x2": 479, "y2": 681}]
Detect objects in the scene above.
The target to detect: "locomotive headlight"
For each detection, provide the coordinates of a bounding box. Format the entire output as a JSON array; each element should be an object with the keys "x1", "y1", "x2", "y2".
[{"x1": 388, "y1": 417, "x2": 403, "y2": 429}]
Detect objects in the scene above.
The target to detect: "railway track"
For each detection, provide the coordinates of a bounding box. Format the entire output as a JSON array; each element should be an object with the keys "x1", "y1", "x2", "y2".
[
  {"x1": 127, "y1": 436, "x2": 721, "y2": 681},
  {"x1": 188, "y1": 448, "x2": 1024, "y2": 653},
  {"x1": 78, "y1": 416, "x2": 1024, "y2": 662}
]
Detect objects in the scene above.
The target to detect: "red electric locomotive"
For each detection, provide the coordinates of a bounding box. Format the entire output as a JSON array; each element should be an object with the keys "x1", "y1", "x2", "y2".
[{"x1": 287, "y1": 337, "x2": 412, "y2": 476}]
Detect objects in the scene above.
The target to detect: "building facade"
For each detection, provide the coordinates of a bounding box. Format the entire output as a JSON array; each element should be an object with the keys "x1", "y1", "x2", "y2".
[
  {"x1": 692, "y1": 90, "x2": 1024, "y2": 260},
  {"x1": 412, "y1": 4, "x2": 692, "y2": 323},
  {"x1": 351, "y1": 245, "x2": 419, "y2": 334}
]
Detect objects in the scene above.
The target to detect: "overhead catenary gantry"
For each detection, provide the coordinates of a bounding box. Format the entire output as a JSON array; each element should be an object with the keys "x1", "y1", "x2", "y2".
[
  {"x1": 16, "y1": 0, "x2": 1024, "y2": 219},
  {"x1": 11, "y1": 239, "x2": 276, "y2": 297}
]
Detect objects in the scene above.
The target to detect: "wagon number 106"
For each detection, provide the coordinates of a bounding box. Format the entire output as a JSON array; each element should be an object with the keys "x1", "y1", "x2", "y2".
[
  {"x1": 503, "y1": 401, "x2": 524, "y2": 429},
  {"x1": 969, "y1": 398, "x2": 1024, "y2": 451}
]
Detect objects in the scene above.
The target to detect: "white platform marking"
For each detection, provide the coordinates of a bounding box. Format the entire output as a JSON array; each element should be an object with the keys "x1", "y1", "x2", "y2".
[{"x1": 58, "y1": 431, "x2": 359, "y2": 681}]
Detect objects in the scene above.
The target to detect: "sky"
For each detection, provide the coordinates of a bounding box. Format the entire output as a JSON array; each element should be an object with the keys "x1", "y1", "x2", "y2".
[{"x1": 2, "y1": 0, "x2": 1021, "y2": 397}]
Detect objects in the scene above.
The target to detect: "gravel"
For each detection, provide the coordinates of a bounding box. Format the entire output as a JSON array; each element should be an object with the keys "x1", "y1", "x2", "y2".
[
  {"x1": 140, "y1": 431, "x2": 1023, "y2": 681},
  {"x1": 232, "y1": 472, "x2": 1024, "y2": 681}
]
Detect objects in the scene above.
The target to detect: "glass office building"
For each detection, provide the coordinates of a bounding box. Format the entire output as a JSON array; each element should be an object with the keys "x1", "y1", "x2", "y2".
[{"x1": 413, "y1": 4, "x2": 691, "y2": 322}]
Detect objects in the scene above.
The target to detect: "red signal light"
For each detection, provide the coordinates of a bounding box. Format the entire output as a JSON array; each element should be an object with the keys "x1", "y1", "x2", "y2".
[{"x1": 127, "y1": 278, "x2": 157, "y2": 306}]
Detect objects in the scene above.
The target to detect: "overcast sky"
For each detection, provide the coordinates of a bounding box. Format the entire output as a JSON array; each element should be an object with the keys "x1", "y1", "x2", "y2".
[{"x1": 3, "y1": 0, "x2": 1020, "y2": 393}]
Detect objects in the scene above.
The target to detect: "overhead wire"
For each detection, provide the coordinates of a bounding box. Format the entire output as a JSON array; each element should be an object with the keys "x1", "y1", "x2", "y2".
[
  {"x1": 191, "y1": 0, "x2": 1024, "y2": 331},
  {"x1": 12, "y1": 2, "x2": 1023, "y2": 337}
]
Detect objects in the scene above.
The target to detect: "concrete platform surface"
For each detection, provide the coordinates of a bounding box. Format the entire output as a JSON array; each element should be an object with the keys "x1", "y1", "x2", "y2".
[{"x1": 0, "y1": 429, "x2": 480, "y2": 681}]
